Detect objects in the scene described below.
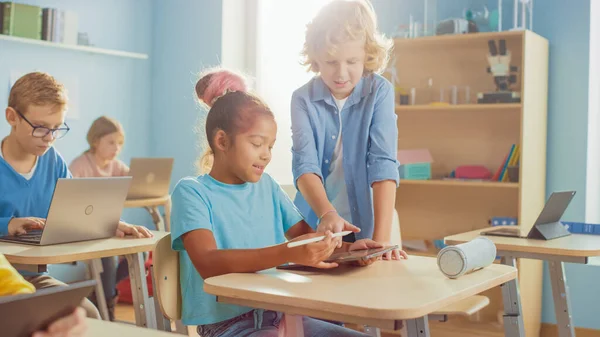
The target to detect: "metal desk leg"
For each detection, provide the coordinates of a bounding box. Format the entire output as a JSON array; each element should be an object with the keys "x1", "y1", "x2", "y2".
[
  {"x1": 145, "y1": 206, "x2": 165, "y2": 231},
  {"x1": 364, "y1": 326, "x2": 381, "y2": 336},
  {"x1": 89, "y1": 259, "x2": 110, "y2": 321},
  {"x1": 405, "y1": 316, "x2": 430, "y2": 337},
  {"x1": 283, "y1": 314, "x2": 305, "y2": 337},
  {"x1": 500, "y1": 257, "x2": 525, "y2": 337},
  {"x1": 549, "y1": 261, "x2": 575, "y2": 337},
  {"x1": 125, "y1": 253, "x2": 156, "y2": 328}
]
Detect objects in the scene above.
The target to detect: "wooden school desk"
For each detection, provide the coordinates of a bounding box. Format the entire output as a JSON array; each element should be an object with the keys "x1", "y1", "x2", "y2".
[
  {"x1": 0, "y1": 231, "x2": 168, "y2": 329},
  {"x1": 125, "y1": 195, "x2": 171, "y2": 232},
  {"x1": 204, "y1": 255, "x2": 519, "y2": 337},
  {"x1": 446, "y1": 227, "x2": 600, "y2": 337},
  {"x1": 87, "y1": 318, "x2": 174, "y2": 337}
]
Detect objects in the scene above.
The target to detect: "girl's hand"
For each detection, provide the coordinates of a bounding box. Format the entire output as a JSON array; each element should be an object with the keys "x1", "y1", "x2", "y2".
[
  {"x1": 316, "y1": 211, "x2": 360, "y2": 248},
  {"x1": 347, "y1": 239, "x2": 383, "y2": 266},
  {"x1": 379, "y1": 243, "x2": 408, "y2": 261},
  {"x1": 116, "y1": 221, "x2": 154, "y2": 238},
  {"x1": 288, "y1": 231, "x2": 339, "y2": 269}
]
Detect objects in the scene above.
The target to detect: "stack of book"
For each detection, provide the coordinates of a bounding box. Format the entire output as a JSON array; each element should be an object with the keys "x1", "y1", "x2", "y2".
[
  {"x1": 0, "y1": 2, "x2": 78, "y2": 44},
  {"x1": 492, "y1": 144, "x2": 521, "y2": 182}
]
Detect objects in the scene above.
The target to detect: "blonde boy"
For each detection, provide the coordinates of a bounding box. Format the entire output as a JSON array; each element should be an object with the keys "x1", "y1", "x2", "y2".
[{"x1": 291, "y1": 0, "x2": 403, "y2": 259}]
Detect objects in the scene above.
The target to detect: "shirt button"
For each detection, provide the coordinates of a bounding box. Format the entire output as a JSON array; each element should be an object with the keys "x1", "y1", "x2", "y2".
[
  {"x1": 331, "y1": 135, "x2": 336, "y2": 139},
  {"x1": 325, "y1": 159, "x2": 329, "y2": 164}
]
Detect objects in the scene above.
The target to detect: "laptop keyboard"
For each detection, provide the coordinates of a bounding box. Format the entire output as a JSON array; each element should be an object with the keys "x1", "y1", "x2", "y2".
[{"x1": 0, "y1": 230, "x2": 43, "y2": 243}]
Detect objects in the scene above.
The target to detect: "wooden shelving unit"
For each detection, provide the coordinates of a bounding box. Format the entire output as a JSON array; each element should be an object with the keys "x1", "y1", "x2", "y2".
[
  {"x1": 0, "y1": 34, "x2": 149, "y2": 59},
  {"x1": 392, "y1": 30, "x2": 548, "y2": 337}
]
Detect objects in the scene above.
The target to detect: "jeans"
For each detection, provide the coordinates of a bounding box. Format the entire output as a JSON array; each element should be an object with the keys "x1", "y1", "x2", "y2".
[{"x1": 197, "y1": 310, "x2": 370, "y2": 337}]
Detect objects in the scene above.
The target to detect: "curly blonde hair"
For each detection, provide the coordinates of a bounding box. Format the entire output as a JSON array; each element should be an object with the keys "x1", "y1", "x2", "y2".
[{"x1": 301, "y1": 0, "x2": 392, "y2": 75}]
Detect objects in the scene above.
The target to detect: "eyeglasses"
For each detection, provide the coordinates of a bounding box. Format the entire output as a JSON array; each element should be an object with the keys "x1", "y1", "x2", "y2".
[{"x1": 13, "y1": 108, "x2": 70, "y2": 139}]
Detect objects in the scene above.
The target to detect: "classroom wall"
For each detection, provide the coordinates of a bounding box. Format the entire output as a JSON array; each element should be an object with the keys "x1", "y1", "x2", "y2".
[
  {"x1": 532, "y1": 0, "x2": 596, "y2": 329},
  {"x1": 149, "y1": 0, "x2": 222, "y2": 188},
  {"x1": 0, "y1": 0, "x2": 154, "y2": 280}
]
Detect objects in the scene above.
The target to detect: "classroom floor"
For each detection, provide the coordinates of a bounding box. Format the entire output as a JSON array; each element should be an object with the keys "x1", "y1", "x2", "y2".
[{"x1": 114, "y1": 304, "x2": 504, "y2": 337}]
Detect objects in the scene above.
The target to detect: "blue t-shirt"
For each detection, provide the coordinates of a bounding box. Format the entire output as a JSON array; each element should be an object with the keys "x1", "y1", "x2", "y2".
[
  {"x1": 0, "y1": 146, "x2": 71, "y2": 235},
  {"x1": 170, "y1": 173, "x2": 303, "y2": 326}
]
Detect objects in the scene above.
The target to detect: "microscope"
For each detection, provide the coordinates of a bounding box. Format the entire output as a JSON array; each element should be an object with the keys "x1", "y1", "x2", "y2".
[{"x1": 477, "y1": 39, "x2": 521, "y2": 103}]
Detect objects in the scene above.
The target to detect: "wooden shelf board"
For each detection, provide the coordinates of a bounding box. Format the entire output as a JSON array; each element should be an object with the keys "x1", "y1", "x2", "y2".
[
  {"x1": 0, "y1": 34, "x2": 149, "y2": 59},
  {"x1": 400, "y1": 179, "x2": 519, "y2": 189},
  {"x1": 393, "y1": 30, "x2": 525, "y2": 47},
  {"x1": 396, "y1": 103, "x2": 522, "y2": 112}
]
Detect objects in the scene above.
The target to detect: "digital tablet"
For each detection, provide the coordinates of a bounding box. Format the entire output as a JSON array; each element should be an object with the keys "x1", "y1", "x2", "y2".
[
  {"x1": 276, "y1": 245, "x2": 399, "y2": 271},
  {"x1": 0, "y1": 280, "x2": 96, "y2": 337},
  {"x1": 324, "y1": 245, "x2": 399, "y2": 263}
]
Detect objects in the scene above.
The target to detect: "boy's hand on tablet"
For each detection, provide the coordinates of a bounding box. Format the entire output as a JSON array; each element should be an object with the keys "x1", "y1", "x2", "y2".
[
  {"x1": 7, "y1": 217, "x2": 45, "y2": 236},
  {"x1": 289, "y1": 231, "x2": 339, "y2": 269},
  {"x1": 348, "y1": 239, "x2": 383, "y2": 266},
  {"x1": 316, "y1": 211, "x2": 360, "y2": 248},
  {"x1": 116, "y1": 221, "x2": 154, "y2": 238},
  {"x1": 380, "y1": 243, "x2": 408, "y2": 261},
  {"x1": 32, "y1": 306, "x2": 87, "y2": 337}
]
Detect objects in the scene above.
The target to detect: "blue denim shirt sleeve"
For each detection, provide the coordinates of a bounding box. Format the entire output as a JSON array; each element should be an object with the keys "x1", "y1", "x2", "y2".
[
  {"x1": 367, "y1": 80, "x2": 400, "y2": 187},
  {"x1": 291, "y1": 91, "x2": 323, "y2": 188}
]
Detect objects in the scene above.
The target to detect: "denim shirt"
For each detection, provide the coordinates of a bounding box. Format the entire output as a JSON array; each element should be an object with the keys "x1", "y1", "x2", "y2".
[{"x1": 291, "y1": 73, "x2": 400, "y2": 240}]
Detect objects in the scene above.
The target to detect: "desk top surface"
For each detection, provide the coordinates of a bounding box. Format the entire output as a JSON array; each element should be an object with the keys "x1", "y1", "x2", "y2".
[
  {"x1": 124, "y1": 195, "x2": 170, "y2": 208},
  {"x1": 204, "y1": 255, "x2": 516, "y2": 320},
  {"x1": 0, "y1": 231, "x2": 167, "y2": 264},
  {"x1": 445, "y1": 227, "x2": 600, "y2": 257},
  {"x1": 86, "y1": 319, "x2": 174, "y2": 337}
]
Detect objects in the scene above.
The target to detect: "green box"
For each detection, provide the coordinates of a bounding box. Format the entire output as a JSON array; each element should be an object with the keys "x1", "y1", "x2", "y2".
[{"x1": 400, "y1": 162, "x2": 431, "y2": 180}]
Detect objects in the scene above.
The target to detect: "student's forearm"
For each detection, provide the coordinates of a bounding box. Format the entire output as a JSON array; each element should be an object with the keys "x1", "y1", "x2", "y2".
[
  {"x1": 297, "y1": 174, "x2": 335, "y2": 218},
  {"x1": 372, "y1": 180, "x2": 397, "y2": 243},
  {"x1": 189, "y1": 244, "x2": 290, "y2": 279},
  {"x1": 0, "y1": 217, "x2": 11, "y2": 236}
]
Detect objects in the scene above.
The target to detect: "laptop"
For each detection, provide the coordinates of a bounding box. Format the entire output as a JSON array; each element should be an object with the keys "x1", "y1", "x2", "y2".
[
  {"x1": 0, "y1": 280, "x2": 96, "y2": 337},
  {"x1": 126, "y1": 157, "x2": 174, "y2": 199},
  {"x1": 0, "y1": 177, "x2": 131, "y2": 246},
  {"x1": 482, "y1": 191, "x2": 576, "y2": 240}
]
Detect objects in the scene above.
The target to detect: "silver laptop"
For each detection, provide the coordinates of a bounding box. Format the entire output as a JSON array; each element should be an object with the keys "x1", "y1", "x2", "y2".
[
  {"x1": 126, "y1": 157, "x2": 174, "y2": 199},
  {"x1": 0, "y1": 177, "x2": 131, "y2": 246}
]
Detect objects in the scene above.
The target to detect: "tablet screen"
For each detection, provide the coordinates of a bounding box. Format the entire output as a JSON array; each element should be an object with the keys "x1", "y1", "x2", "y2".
[
  {"x1": 0, "y1": 280, "x2": 95, "y2": 337},
  {"x1": 324, "y1": 245, "x2": 399, "y2": 263}
]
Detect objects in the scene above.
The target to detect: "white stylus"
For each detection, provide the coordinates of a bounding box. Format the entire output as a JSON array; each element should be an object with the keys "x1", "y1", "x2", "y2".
[{"x1": 287, "y1": 231, "x2": 353, "y2": 248}]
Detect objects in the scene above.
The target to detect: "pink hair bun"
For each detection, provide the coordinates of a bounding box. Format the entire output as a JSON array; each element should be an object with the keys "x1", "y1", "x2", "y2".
[{"x1": 197, "y1": 69, "x2": 248, "y2": 106}]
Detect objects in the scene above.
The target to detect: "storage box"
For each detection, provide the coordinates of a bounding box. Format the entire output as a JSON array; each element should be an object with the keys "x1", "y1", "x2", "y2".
[{"x1": 397, "y1": 149, "x2": 433, "y2": 180}]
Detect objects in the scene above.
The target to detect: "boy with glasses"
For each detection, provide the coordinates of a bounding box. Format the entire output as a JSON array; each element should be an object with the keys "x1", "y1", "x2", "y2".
[{"x1": 0, "y1": 72, "x2": 152, "y2": 319}]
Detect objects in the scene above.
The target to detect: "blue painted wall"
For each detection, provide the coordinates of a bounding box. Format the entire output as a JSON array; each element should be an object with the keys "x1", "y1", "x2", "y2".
[
  {"x1": 150, "y1": 0, "x2": 222, "y2": 189},
  {"x1": 532, "y1": 0, "x2": 594, "y2": 329},
  {"x1": 0, "y1": 0, "x2": 154, "y2": 281}
]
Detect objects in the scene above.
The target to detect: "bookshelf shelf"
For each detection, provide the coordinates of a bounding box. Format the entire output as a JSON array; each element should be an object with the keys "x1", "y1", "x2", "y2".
[
  {"x1": 394, "y1": 30, "x2": 525, "y2": 48},
  {"x1": 396, "y1": 103, "x2": 522, "y2": 112},
  {"x1": 392, "y1": 30, "x2": 548, "y2": 337},
  {"x1": 400, "y1": 179, "x2": 518, "y2": 189},
  {"x1": 0, "y1": 34, "x2": 149, "y2": 59}
]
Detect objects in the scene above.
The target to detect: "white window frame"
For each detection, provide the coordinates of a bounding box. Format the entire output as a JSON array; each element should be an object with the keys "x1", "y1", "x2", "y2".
[{"x1": 585, "y1": 0, "x2": 600, "y2": 222}]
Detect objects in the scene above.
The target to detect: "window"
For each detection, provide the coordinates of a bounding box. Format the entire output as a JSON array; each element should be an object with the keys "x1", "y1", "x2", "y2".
[
  {"x1": 254, "y1": 0, "x2": 331, "y2": 184},
  {"x1": 586, "y1": 0, "x2": 600, "y2": 222}
]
